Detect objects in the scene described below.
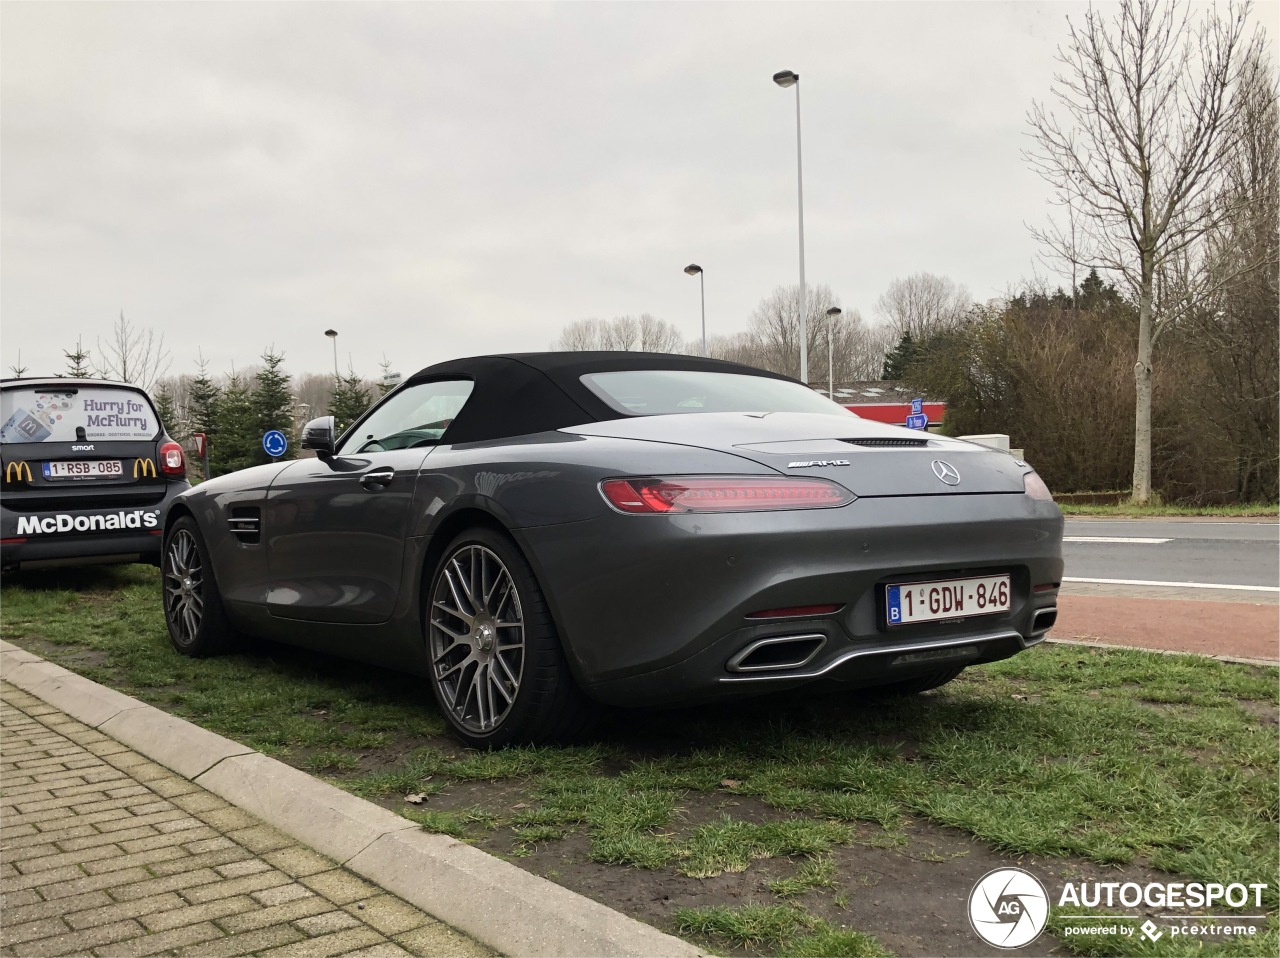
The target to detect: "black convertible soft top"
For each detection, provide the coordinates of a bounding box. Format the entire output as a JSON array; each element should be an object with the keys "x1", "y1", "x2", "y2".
[{"x1": 404, "y1": 352, "x2": 795, "y2": 445}]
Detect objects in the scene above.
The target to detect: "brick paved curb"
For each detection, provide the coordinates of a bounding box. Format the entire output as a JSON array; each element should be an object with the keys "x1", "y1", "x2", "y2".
[
  {"x1": 0, "y1": 641, "x2": 706, "y2": 958},
  {"x1": 1, "y1": 681, "x2": 490, "y2": 958}
]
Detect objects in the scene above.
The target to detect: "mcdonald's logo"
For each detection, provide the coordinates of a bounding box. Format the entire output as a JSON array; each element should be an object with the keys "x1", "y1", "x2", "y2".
[
  {"x1": 133, "y1": 458, "x2": 157, "y2": 479},
  {"x1": 4, "y1": 461, "x2": 33, "y2": 483}
]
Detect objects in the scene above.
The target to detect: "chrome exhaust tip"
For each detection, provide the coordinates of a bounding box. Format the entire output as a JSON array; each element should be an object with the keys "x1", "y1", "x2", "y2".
[
  {"x1": 727, "y1": 634, "x2": 826, "y2": 673},
  {"x1": 1030, "y1": 606, "x2": 1058, "y2": 634}
]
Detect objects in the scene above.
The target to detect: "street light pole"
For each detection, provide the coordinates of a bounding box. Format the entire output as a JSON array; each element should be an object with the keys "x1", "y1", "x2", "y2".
[
  {"x1": 825, "y1": 307, "x2": 841, "y2": 400},
  {"x1": 773, "y1": 70, "x2": 807, "y2": 385},
  {"x1": 684, "y1": 264, "x2": 706, "y2": 356},
  {"x1": 324, "y1": 329, "x2": 339, "y2": 379}
]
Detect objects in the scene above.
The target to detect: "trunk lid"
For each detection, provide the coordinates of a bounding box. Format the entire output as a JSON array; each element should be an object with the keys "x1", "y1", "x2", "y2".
[{"x1": 564, "y1": 412, "x2": 1027, "y2": 497}]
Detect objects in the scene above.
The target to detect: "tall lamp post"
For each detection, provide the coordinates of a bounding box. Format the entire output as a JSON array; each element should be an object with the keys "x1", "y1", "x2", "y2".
[
  {"x1": 825, "y1": 307, "x2": 841, "y2": 400},
  {"x1": 684, "y1": 264, "x2": 706, "y2": 356},
  {"x1": 773, "y1": 69, "x2": 807, "y2": 385},
  {"x1": 324, "y1": 329, "x2": 339, "y2": 379}
]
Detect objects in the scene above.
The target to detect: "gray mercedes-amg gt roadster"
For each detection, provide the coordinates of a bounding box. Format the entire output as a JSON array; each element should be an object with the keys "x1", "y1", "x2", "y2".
[{"x1": 162, "y1": 352, "x2": 1063, "y2": 747}]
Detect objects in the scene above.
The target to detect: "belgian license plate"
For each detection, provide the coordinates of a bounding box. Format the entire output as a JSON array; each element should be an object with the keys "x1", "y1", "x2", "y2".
[
  {"x1": 885, "y1": 574, "x2": 1011, "y2": 627},
  {"x1": 42, "y1": 459, "x2": 123, "y2": 480}
]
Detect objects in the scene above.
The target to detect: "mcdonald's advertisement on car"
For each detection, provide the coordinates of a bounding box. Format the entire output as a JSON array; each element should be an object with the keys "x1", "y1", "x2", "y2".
[{"x1": 1, "y1": 378, "x2": 190, "y2": 573}]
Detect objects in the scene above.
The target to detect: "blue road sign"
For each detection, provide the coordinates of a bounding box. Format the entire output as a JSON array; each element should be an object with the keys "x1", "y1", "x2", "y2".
[
  {"x1": 905, "y1": 413, "x2": 929, "y2": 430},
  {"x1": 263, "y1": 429, "x2": 288, "y2": 458},
  {"x1": 911, "y1": 397, "x2": 923, "y2": 416}
]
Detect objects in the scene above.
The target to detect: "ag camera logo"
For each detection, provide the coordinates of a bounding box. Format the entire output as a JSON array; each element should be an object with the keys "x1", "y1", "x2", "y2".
[{"x1": 968, "y1": 868, "x2": 1049, "y2": 949}]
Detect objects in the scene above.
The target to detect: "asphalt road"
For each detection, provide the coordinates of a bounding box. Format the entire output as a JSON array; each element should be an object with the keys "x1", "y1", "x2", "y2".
[{"x1": 1062, "y1": 518, "x2": 1279, "y2": 589}]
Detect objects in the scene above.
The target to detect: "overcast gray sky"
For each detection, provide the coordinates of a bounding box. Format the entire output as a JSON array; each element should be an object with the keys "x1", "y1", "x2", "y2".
[{"x1": 2, "y1": 1, "x2": 1275, "y2": 381}]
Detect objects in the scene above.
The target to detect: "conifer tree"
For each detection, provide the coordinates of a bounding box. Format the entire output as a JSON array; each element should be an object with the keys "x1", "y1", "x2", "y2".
[
  {"x1": 253, "y1": 348, "x2": 295, "y2": 464},
  {"x1": 881, "y1": 332, "x2": 918, "y2": 380},
  {"x1": 63, "y1": 338, "x2": 93, "y2": 378},
  {"x1": 152, "y1": 381, "x2": 180, "y2": 438},
  {"x1": 188, "y1": 356, "x2": 222, "y2": 481},
  {"x1": 210, "y1": 370, "x2": 257, "y2": 476},
  {"x1": 329, "y1": 370, "x2": 372, "y2": 435}
]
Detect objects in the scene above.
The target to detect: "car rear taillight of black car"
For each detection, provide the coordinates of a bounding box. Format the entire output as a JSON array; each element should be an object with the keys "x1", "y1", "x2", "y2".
[{"x1": 159, "y1": 441, "x2": 185, "y2": 477}]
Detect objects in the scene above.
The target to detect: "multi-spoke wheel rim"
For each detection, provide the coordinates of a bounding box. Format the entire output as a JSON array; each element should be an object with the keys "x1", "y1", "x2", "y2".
[
  {"x1": 429, "y1": 545, "x2": 525, "y2": 734},
  {"x1": 164, "y1": 530, "x2": 204, "y2": 645}
]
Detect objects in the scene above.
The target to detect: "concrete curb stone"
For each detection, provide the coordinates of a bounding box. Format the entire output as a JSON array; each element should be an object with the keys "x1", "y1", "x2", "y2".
[
  {"x1": 0, "y1": 640, "x2": 707, "y2": 958},
  {"x1": 193, "y1": 753, "x2": 417, "y2": 865},
  {"x1": 1045, "y1": 636, "x2": 1277, "y2": 668},
  {"x1": 98, "y1": 708, "x2": 254, "y2": 779},
  {"x1": 347, "y1": 828, "x2": 689, "y2": 958},
  {"x1": 1, "y1": 656, "x2": 145, "y2": 728}
]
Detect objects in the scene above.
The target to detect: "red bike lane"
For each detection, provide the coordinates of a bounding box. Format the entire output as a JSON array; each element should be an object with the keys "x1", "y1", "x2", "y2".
[{"x1": 1054, "y1": 590, "x2": 1279, "y2": 663}]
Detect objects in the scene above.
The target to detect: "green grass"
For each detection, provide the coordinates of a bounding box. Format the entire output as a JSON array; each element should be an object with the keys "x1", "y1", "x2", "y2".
[
  {"x1": 675, "y1": 904, "x2": 891, "y2": 957},
  {"x1": 3, "y1": 564, "x2": 1277, "y2": 956},
  {"x1": 769, "y1": 855, "x2": 838, "y2": 898}
]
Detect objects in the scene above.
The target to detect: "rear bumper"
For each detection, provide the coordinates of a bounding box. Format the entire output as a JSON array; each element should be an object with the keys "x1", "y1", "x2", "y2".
[
  {"x1": 518, "y1": 493, "x2": 1063, "y2": 706},
  {"x1": 1, "y1": 484, "x2": 188, "y2": 571}
]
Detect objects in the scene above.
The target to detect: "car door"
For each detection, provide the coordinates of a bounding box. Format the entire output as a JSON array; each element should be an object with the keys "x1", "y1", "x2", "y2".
[{"x1": 264, "y1": 378, "x2": 474, "y2": 624}]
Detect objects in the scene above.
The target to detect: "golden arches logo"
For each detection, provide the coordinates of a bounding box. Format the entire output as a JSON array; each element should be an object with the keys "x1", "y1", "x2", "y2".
[
  {"x1": 4, "y1": 461, "x2": 33, "y2": 483},
  {"x1": 133, "y1": 459, "x2": 157, "y2": 479}
]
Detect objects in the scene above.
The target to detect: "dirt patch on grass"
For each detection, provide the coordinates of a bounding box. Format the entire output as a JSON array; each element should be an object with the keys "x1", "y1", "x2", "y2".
[{"x1": 1237, "y1": 697, "x2": 1279, "y2": 725}]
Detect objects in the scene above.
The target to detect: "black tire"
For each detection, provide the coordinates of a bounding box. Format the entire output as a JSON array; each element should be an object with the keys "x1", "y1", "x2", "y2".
[
  {"x1": 872, "y1": 666, "x2": 965, "y2": 697},
  {"x1": 425, "y1": 527, "x2": 593, "y2": 748},
  {"x1": 162, "y1": 516, "x2": 238, "y2": 657}
]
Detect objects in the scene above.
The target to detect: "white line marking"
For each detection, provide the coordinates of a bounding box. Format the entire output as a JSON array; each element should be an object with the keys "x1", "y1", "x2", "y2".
[
  {"x1": 1064, "y1": 536, "x2": 1171, "y2": 544},
  {"x1": 1064, "y1": 576, "x2": 1280, "y2": 593}
]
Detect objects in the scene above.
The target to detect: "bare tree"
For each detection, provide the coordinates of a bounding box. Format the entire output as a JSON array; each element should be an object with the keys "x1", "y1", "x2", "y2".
[
  {"x1": 1026, "y1": 0, "x2": 1263, "y2": 503},
  {"x1": 1180, "y1": 49, "x2": 1279, "y2": 501},
  {"x1": 634, "y1": 314, "x2": 684, "y2": 352},
  {"x1": 874, "y1": 273, "x2": 973, "y2": 341},
  {"x1": 8, "y1": 351, "x2": 29, "y2": 377},
  {"x1": 96, "y1": 311, "x2": 172, "y2": 391},
  {"x1": 294, "y1": 373, "x2": 336, "y2": 425},
  {"x1": 554, "y1": 315, "x2": 683, "y2": 353},
  {"x1": 554, "y1": 319, "x2": 604, "y2": 351},
  {"x1": 743, "y1": 284, "x2": 843, "y2": 382}
]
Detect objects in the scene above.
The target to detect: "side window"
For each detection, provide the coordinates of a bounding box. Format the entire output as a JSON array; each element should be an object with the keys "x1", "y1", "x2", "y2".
[{"x1": 336, "y1": 380, "x2": 474, "y2": 456}]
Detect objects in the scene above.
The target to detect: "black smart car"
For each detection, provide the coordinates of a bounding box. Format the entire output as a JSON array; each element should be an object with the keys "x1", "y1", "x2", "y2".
[{"x1": 1, "y1": 377, "x2": 191, "y2": 572}]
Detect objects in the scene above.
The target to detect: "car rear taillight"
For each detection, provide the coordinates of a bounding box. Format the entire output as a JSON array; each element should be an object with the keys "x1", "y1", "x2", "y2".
[
  {"x1": 600, "y1": 477, "x2": 854, "y2": 514},
  {"x1": 1023, "y1": 472, "x2": 1054, "y2": 502},
  {"x1": 160, "y1": 441, "x2": 185, "y2": 477}
]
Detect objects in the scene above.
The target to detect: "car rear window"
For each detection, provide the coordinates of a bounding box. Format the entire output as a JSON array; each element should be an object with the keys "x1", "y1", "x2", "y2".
[
  {"x1": 0, "y1": 386, "x2": 159, "y2": 443},
  {"x1": 580, "y1": 370, "x2": 855, "y2": 417}
]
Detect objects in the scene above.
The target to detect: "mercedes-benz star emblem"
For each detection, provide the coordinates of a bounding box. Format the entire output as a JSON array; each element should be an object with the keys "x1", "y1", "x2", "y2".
[{"x1": 931, "y1": 460, "x2": 961, "y2": 485}]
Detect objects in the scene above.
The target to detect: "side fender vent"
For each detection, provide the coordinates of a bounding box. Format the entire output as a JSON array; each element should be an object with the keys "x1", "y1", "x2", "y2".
[{"x1": 228, "y1": 507, "x2": 261, "y2": 545}]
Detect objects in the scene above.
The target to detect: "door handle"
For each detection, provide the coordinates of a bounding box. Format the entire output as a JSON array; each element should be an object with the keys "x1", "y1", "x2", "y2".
[{"x1": 360, "y1": 468, "x2": 395, "y2": 490}]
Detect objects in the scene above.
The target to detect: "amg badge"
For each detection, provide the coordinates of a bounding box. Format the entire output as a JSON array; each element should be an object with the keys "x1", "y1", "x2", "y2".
[{"x1": 787, "y1": 459, "x2": 850, "y2": 469}]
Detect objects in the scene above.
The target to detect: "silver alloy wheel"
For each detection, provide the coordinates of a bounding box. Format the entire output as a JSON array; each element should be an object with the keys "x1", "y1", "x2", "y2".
[
  {"x1": 429, "y1": 544, "x2": 526, "y2": 734},
  {"x1": 164, "y1": 529, "x2": 205, "y2": 645}
]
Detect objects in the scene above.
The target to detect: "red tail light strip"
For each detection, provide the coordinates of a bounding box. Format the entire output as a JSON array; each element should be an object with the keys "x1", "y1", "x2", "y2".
[{"x1": 600, "y1": 477, "x2": 854, "y2": 514}]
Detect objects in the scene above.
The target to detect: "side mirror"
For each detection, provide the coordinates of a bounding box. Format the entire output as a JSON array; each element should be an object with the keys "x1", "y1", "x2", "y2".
[{"x1": 301, "y1": 416, "x2": 337, "y2": 459}]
